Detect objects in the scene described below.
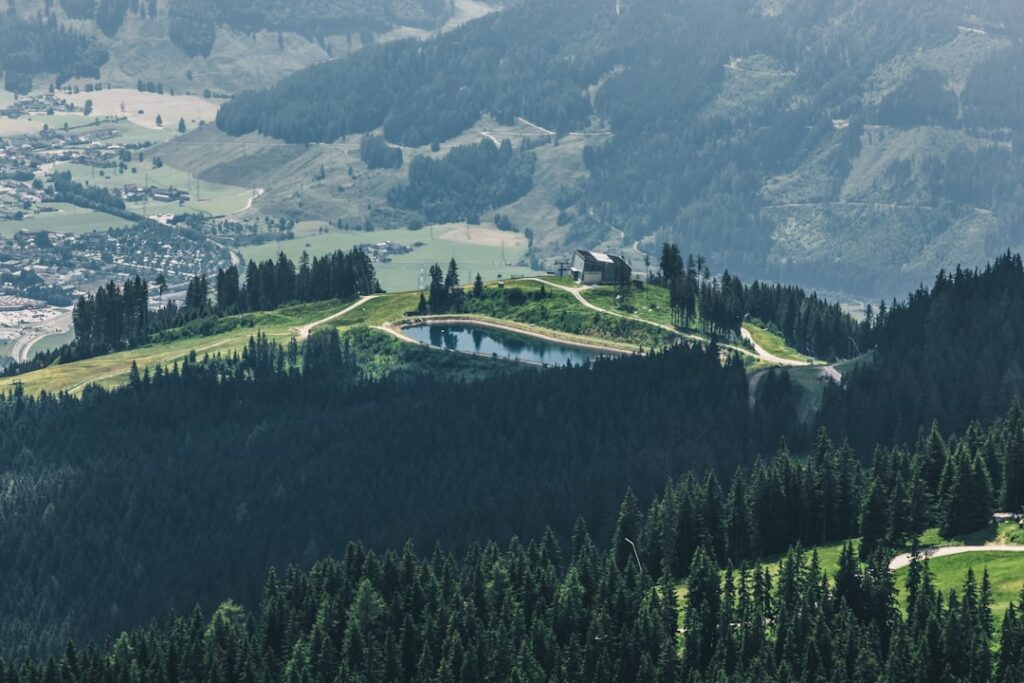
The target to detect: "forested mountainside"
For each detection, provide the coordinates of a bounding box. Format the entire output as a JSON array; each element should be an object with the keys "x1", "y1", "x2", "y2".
[
  {"x1": 1, "y1": 252, "x2": 1023, "y2": 665},
  {"x1": 5, "y1": 489, "x2": 1024, "y2": 682},
  {"x1": 819, "y1": 252, "x2": 1024, "y2": 453},
  {"x1": 0, "y1": 13, "x2": 107, "y2": 91},
  {"x1": 0, "y1": 542, "x2": 1019, "y2": 683},
  {"x1": 165, "y1": 0, "x2": 449, "y2": 58},
  {"x1": 2, "y1": 0, "x2": 458, "y2": 94},
  {"x1": 217, "y1": 0, "x2": 1024, "y2": 298},
  {"x1": 54, "y1": 0, "x2": 449, "y2": 49},
  {"x1": 0, "y1": 340, "x2": 765, "y2": 659}
]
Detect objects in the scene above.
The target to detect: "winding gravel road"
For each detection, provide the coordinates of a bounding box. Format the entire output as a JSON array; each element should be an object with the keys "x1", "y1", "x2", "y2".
[
  {"x1": 889, "y1": 545, "x2": 1024, "y2": 571},
  {"x1": 295, "y1": 295, "x2": 378, "y2": 341}
]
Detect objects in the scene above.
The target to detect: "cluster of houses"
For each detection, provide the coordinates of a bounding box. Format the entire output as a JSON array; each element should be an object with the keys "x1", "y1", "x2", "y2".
[
  {"x1": 0, "y1": 126, "x2": 131, "y2": 180},
  {"x1": 0, "y1": 94, "x2": 75, "y2": 120},
  {"x1": 0, "y1": 180, "x2": 47, "y2": 220},
  {"x1": 119, "y1": 185, "x2": 190, "y2": 203},
  {"x1": 358, "y1": 240, "x2": 417, "y2": 263}
]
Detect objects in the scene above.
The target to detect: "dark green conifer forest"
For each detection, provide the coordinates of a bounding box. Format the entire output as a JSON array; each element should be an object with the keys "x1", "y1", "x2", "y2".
[{"x1": 2, "y1": 251, "x2": 1024, "y2": 680}]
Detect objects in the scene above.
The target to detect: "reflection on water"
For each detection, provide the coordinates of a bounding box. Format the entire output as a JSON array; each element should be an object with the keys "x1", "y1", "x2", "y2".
[{"x1": 404, "y1": 323, "x2": 616, "y2": 366}]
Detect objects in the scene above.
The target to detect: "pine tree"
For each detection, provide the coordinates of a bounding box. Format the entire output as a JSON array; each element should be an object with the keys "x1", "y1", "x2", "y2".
[
  {"x1": 725, "y1": 470, "x2": 751, "y2": 562},
  {"x1": 833, "y1": 541, "x2": 861, "y2": 612},
  {"x1": 682, "y1": 546, "x2": 720, "y2": 673},
  {"x1": 612, "y1": 488, "x2": 643, "y2": 572},
  {"x1": 1001, "y1": 401, "x2": 1024, "y2": 511},
  {"x1": 860, "y1": 480, "x2": 892, "y2": 559}
]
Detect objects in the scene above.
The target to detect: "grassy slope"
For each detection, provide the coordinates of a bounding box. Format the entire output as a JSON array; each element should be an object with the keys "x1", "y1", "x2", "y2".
[
  {"x1": 0, "y1": 281, "x2": 686, "y2": 396},
  {"x1": 57, "y1": 161, "x2": 252, "y2": 217},
  {"x1": 676, "y1": 524, "x2": 1024, "y2": 630},
  {"x1": 742, "y1": 322, "x2": 809, "y2": 363},
  {"x1": 150, "y1": 115, "x2": 586, "y2": 270},
  {"x1": 580, "y1": 283, "x2": 806, "y2": 363},
  {"x1": 242, "y1": 223, "x2": 540, "y2": 294},
  {"x1": 0, "y1": 202, "x2": 134, "y2": 237},
  {"x1": 0, "y1": 299, "x2": 349, "y2": 395},
  {"x1": 893, "y1": 552, "x2": 1024, "y2": 630}
]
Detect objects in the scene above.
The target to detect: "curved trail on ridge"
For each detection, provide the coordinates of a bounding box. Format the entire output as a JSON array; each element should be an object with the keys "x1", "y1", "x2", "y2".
[
  {"x1": 889, "y1": 545, "x2": 1024, "y2": 571},
  {"x1": 519, "y1": 277, "x2": 766, "y2": 362},
  {"x1": 296, "y1": 296, "x2": 378, "y2": 341}
]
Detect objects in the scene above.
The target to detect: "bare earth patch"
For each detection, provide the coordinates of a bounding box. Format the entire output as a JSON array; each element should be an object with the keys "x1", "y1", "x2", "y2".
[{"x1": 437, "y1": 224, "x2": 529, "y2": 248}]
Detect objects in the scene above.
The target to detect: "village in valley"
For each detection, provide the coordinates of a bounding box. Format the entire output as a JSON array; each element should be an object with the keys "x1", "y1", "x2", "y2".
[{"x1": 0, "y1": 87, "x2": 239, "y2": 365}]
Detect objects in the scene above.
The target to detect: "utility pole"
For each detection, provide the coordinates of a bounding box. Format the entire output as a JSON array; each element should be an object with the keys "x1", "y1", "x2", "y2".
[{"x1": 624, "y1": 538, "x2": 642, "y2": 572}]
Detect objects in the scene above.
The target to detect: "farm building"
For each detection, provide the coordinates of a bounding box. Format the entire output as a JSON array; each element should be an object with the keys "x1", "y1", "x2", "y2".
[{"x1": 570, "y1": 250, "x2": 632, "y2": 285}]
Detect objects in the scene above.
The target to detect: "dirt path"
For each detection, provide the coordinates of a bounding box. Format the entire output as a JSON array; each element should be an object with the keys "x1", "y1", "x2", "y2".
[
  {"x1": 224, "y1": 188, "x2": 264, "y2": 217},
  {"x1": 516, "y1": 116, "x2": 555, "y2": 136},
  {"x1": 295, "y1": 296, "x2": 377, "y2": 341},
  {"x1": 739, "y1": 327, "x2": 807, "y2": 367},
  {"x1": 889, "y1": 545, "x2": 1024, "y2": 571},
  {"x1": 519, "y1": 277, "x2": 763, "y2": 360}
]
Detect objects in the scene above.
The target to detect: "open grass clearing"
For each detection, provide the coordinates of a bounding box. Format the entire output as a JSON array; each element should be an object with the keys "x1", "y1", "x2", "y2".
[
  {"x1": 0, "y1": 113, "x2": 176, "y2": 144},
  {"x1": 917, "y1": 523, "x2": 1024, "y2": 549},
  {"x1": 56, "y1": 162, "x2": 252, "y2": 217},
  {"x1": 64, "y1": 90, "x2": 221, "y2": 131},
  {"x1": 0, "y1": 202, "x2": 134, "y2": 237},
  {"x1": 676, "y1": 528, "x2": 1024, "y2": 629},
  {"x1": 893, "y1": 551, "x2": 1024, "y2": 630},
  {"x1": 241, "y1": 226, "x2": 542, "y2": 294},
  {"x1": 582, "y1": 284, "x2": 676, "y2": 327},
  {"x1": 742, "y1": 322, "x2": 808, "y2": 363},
  {"x1": 0, "y1": 299, "x2": 351, "y2": 396}
]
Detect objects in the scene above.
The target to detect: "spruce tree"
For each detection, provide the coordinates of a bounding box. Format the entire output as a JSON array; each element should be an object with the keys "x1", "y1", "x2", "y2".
[
  {"x1": 682, "y1": 546, "x2": 720, "y2": 673},
  {"x1": 860, "y1": 480, "x2": 892, "y2": 559}
]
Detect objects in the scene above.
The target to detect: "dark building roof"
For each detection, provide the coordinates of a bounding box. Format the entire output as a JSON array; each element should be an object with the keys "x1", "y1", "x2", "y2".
[{"x1": 574, "y1": 250, "x2": 630, "y2": 270}]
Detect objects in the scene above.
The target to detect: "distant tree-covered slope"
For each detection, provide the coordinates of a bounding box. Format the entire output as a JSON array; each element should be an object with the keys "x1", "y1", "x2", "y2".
[
  {"x1": 819, "y1": 252, "x2": 1024, "y2": 453},
  {"x1": 217, "y1": 0, "x2": 1024, "y2": 298},
  {"x1": 4, "y1": 0, "x2": 455, "y2": 95},
  {"x1": 388, "y1": 139, "x2": 536, "y2": 222},
  {"x1": 215, "y1": 0, "x2": 599, "y2": 145},
  {"x1": 168, "y1": 0, "x2": 450, "y2": 58},
  {"x1": 0, "y1": 13, "x2": 108, "y2": 91}
]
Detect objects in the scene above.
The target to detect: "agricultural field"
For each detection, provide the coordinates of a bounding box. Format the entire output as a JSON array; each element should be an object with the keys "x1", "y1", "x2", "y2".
[
  {"x1": 56, "y1": 161, "x2": 253, "y2": 217},
  {"x1": 150, "y1": 113, "x2": 597, "y2": 269},
  {"x1": 64, "y1": 90, "x2": 220, "y2": 131},
  {"x1": 243, "y1": 223, "x2": 541, "y2": 293},
  {"x1": 0, "y1": 202, "x2": 134, "y2": 237},
  {"x1": 0, "y1": 110, "x2": 178, "y2": 143}
]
